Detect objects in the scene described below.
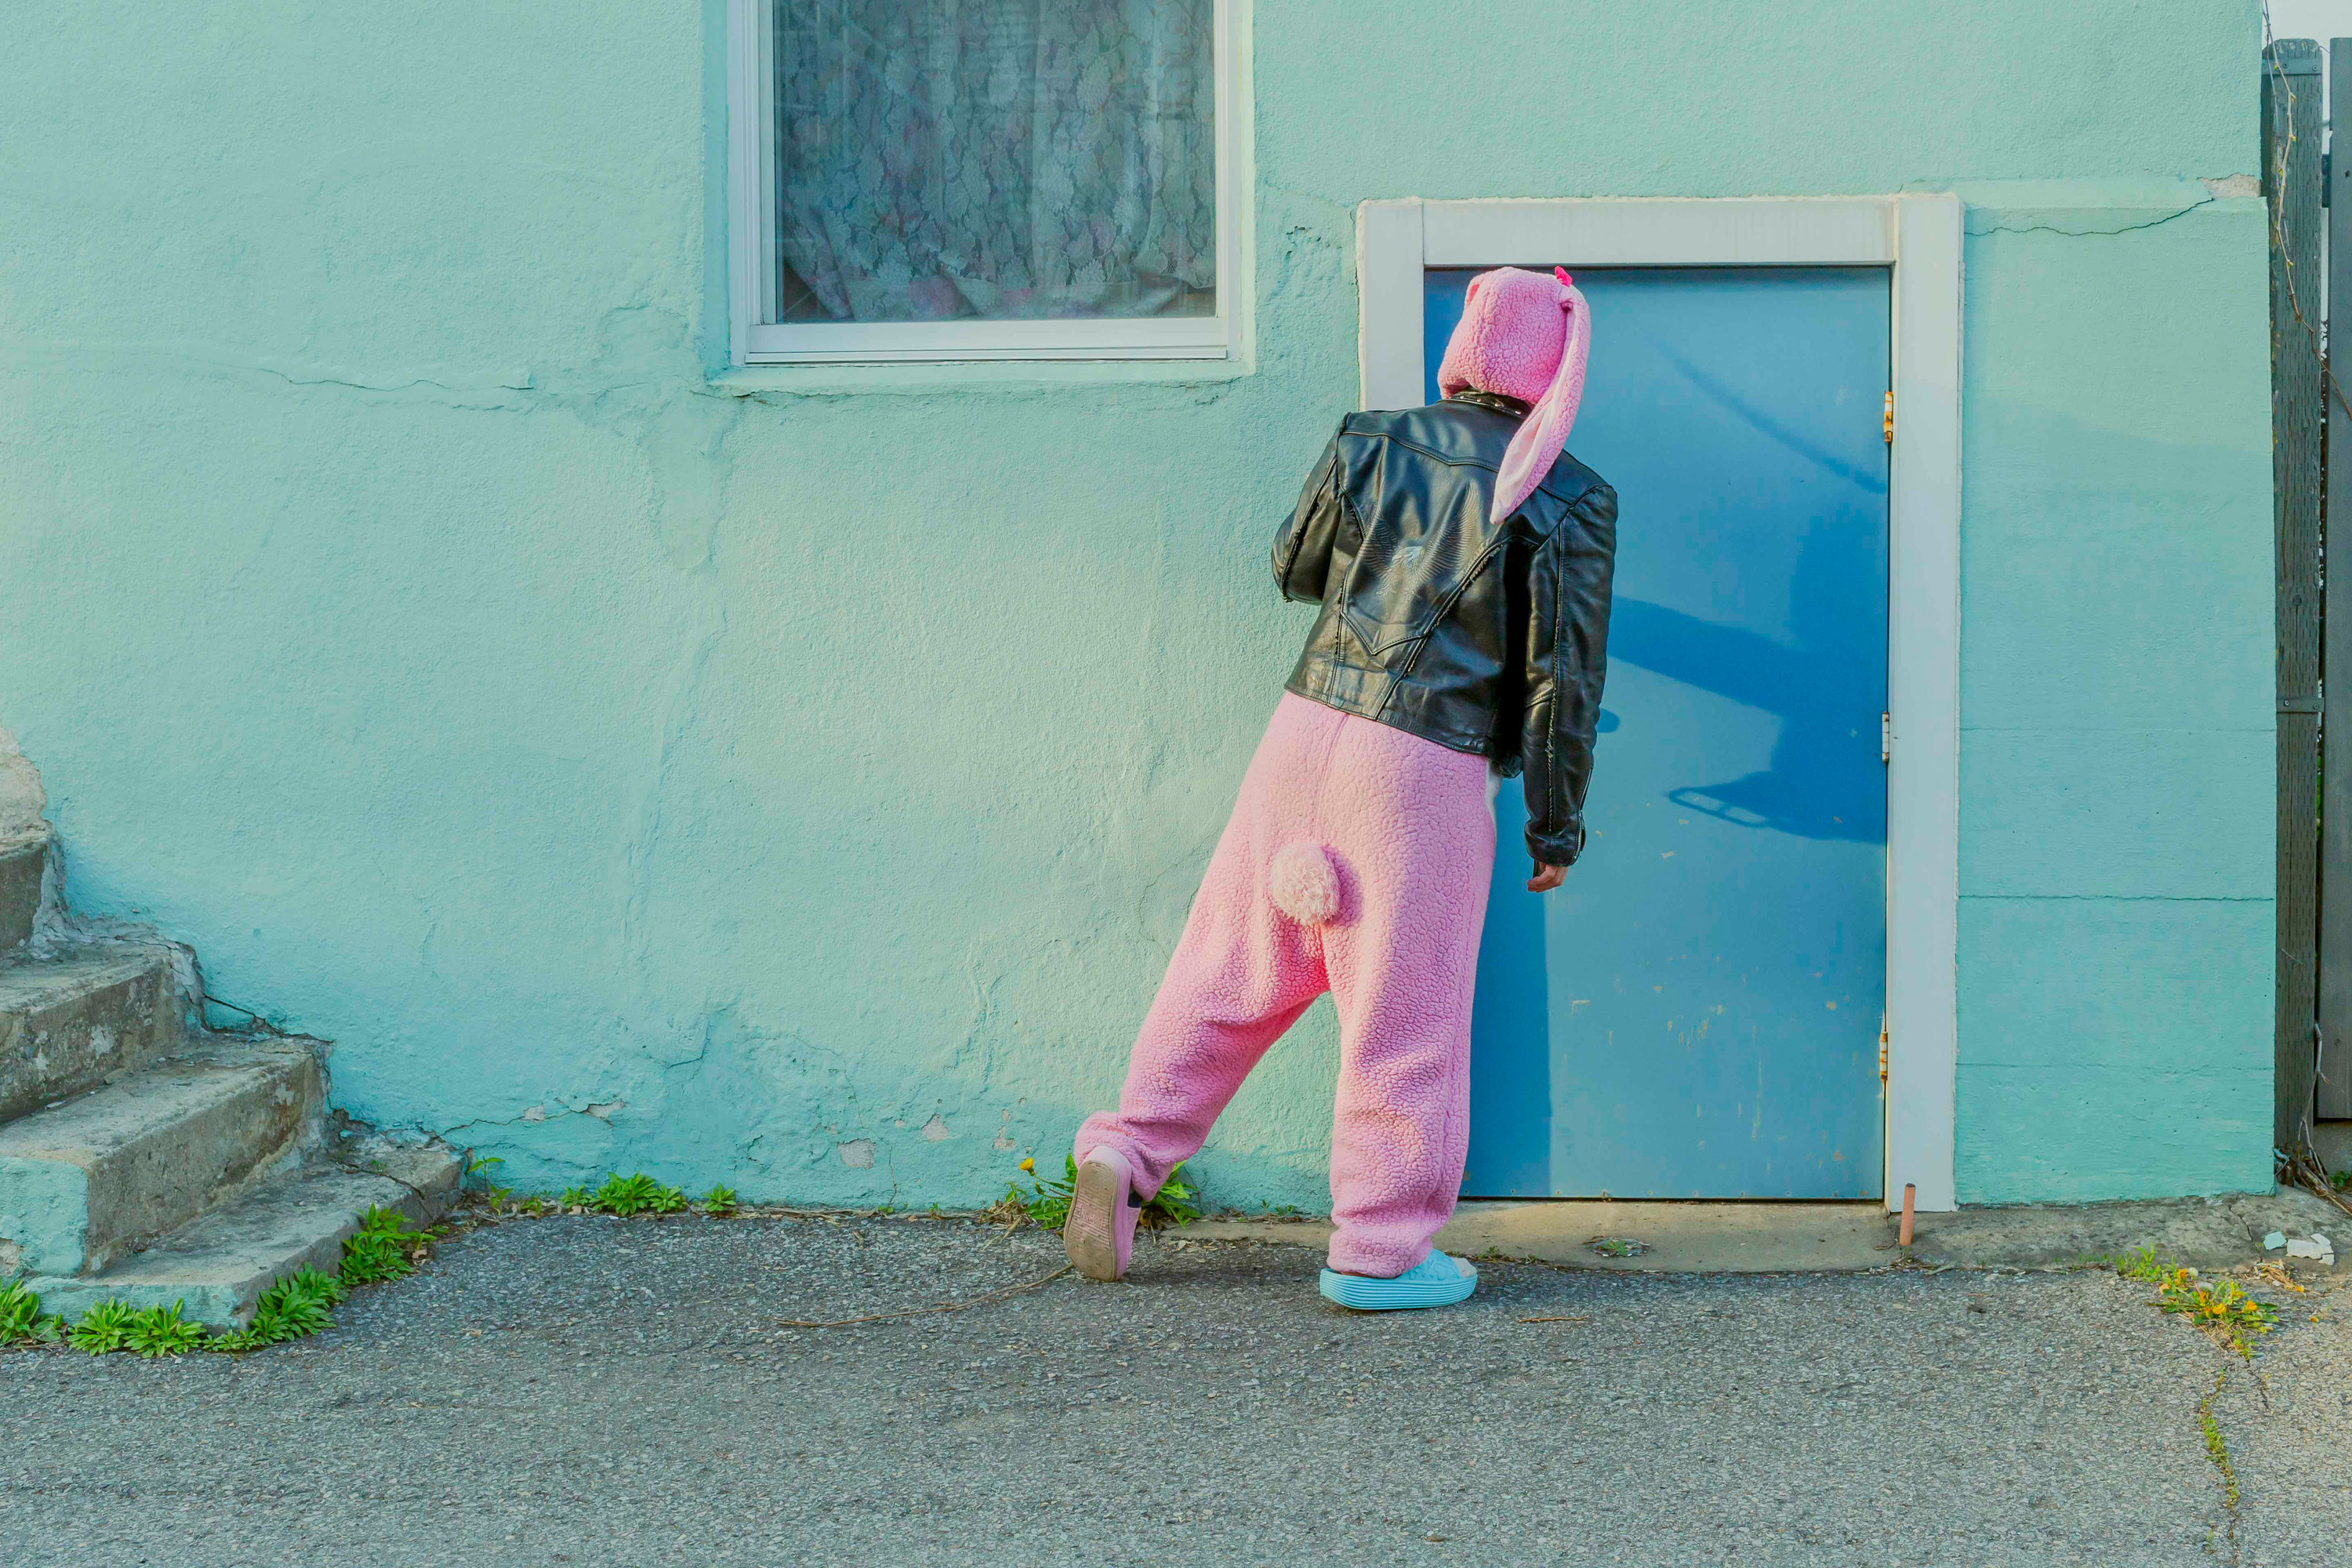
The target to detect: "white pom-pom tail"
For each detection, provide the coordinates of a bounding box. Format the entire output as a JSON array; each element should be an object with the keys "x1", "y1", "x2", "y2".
[{"x1": 1267, "y1": 842, "x2": 1341, "y2": 926}]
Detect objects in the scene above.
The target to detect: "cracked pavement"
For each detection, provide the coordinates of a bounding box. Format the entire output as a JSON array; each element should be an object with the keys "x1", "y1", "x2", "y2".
[{"x1": 2, "y1": 1213, "x2": 2347, "y2": 1566}]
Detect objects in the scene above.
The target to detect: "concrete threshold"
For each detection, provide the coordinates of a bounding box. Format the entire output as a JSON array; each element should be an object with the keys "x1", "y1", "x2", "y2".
[
  {"x1": 1186, "y1": 1200, "x2": 1896, "y2": 1272},
  {"x1": 1181, "y1": 1185, "x2": 2352, "y2": 1274}
]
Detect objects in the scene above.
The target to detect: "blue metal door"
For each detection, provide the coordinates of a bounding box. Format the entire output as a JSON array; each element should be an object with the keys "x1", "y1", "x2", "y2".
[{"x1": 1426, "y1": 267, "x2": 1889, "y2": 1199}]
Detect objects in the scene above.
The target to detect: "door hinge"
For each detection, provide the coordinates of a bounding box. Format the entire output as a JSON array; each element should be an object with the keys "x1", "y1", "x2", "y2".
[
  {"x1": 1880, "y1": 712, "x2": 1890, "y2": 764},
  {"x1": 1878, "y1": 1022, "x2": 1889, "y2": 1085},
  {"x1": 1882, "y1": 390, "x2": 1894, "y2": 444}
]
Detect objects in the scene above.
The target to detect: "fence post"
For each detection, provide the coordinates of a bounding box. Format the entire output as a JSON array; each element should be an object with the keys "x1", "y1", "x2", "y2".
[{"x1": 2268, "y1": 39, "x2": 2325, "y2": 1152}]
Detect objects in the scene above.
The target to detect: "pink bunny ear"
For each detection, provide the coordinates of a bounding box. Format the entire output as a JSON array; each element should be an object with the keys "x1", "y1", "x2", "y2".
[
  {"x1": 1553, "y1": 267, "x2": 1574, "y2": 289},
  {"x1": 1490, "y1": 283, "x2": 1590, "y2": 524}
]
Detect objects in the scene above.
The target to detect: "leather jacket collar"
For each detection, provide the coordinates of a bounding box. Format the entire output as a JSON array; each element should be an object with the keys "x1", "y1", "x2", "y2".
[{"x1": 1443, "y1": 390, "x2": 1531, "y2": 419}]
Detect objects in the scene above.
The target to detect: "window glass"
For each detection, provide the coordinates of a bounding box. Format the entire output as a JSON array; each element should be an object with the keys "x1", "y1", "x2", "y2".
[{"x1": 773, "y1": 0, "x2": 1217, "y2": 325}]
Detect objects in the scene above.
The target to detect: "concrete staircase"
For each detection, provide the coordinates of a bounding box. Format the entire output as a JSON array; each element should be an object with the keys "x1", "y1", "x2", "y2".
[{"x1": 0, "y1": 824, "x2": 459, "y2": 1324}]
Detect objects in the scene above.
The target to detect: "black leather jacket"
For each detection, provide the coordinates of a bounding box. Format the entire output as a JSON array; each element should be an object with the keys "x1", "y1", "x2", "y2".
[{"x1": 1273, "y1": 393, "x2": 1617, "y2": 866}]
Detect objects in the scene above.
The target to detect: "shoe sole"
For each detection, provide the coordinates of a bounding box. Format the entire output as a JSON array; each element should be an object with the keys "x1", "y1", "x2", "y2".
[
  {"x1": 1317, "y1": 1265, "x2": 1478, "y2": 1311},
  {"x1": 1064, "y1": 1159, "x2": 1126, "y2": 1281}
]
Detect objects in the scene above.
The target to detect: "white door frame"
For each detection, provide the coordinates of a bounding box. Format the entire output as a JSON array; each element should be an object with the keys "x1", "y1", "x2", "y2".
[{"x1": 1356, "y1": 197, "x2": 1962, "y2": 1213}]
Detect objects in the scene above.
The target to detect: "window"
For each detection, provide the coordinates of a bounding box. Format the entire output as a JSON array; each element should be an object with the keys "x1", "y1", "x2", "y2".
[{"x1": 729, "y1": 0, "x2": 1240, "y2": 365}]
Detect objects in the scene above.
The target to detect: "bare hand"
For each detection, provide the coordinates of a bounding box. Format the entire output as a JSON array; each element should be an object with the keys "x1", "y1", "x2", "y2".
[{"x1": 1526, "y1": 862, "x2": 1567, "y2": 893}]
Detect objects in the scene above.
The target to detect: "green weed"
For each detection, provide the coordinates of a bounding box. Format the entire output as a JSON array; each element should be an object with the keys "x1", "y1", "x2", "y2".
[
  {"x1": 340, "y1": 1204, "x2": 430, "y2": 1286},
  {"x1": 209, "y1": 1267, "x2": 346, "y2": 1353},
  {"x1": 44, "y1": 1221, "x2": 423, "y2": 1360},
  {"x1": 60, "y1": 1299, "x2": 212, "y2": 1358},
  {"x1": 278, "y1": 1268, "x2": 341, "y2": 1322},
  {"x1": 2198, "y1": 1367, "x2": 2241, "y2": 1555},
  {"x1": 2200, "y1": 1386, "x2": 2240, "y2": 1504},
  {"x1": 589, "y1": 1172, "x2": 688, "y2": 1218},
  {"x1": 463, "y1": 1154, "x2": 515, "y2": 1207},
  {"x1": 701, "y1": 1185, "x2": 739, "y2": 1218},
  {"x1": 2106, "y1": 1245, "x2": 2170, "y2": 1282},
  {"x1": 1007, "y1": 1156, "x2": 1076, "y2": 1229},
  {"x1": 124, "y1": 1302, "x2": 207, "y2": 1358},
  {"x1": 2158, "y1": 1269, "x2": 2278, "y2": 1359},
  {"x1": 66, "y1": 1299, "x2": 139, "y2": 1353},
  {"x1": 0, "y1": 1277, "x2": 64, "y2": 1347},
  {"x1": 1002, "y1": 1156, "x2": 1200, "y2": 1232},
  {"x1": 1145, "y1": 1166, "x2": 1202, "y2": 1229}
]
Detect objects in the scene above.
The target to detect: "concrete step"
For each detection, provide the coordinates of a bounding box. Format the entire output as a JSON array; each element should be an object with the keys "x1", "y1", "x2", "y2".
[
  {"x1": 0, "y1": 942, "x2": 182, "y2": 1124},
  {"x1": 25, "y1": 1139, "x2": 463, "y2": 1327},
  {"x1": 0, "y1": 826, "x2": 45, "y2": 952},
  {"x1": 0, "y1": 1042, "x2": 323, "y2": 1276}
]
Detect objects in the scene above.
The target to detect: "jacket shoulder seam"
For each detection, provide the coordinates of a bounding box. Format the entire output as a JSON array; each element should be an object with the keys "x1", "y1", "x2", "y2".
[
  {"x1": 1365, "y1": 429, "x2": 1500, "y2": 475},
  {"x1": 1536, "y1": 474, "x2": 1606, "y2": 508}
]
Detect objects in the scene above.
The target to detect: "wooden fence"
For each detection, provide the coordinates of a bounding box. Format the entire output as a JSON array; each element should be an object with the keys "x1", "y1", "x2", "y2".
[{"x1": 2268, "y1": 38, "x2": 2348, "y2": 1156}]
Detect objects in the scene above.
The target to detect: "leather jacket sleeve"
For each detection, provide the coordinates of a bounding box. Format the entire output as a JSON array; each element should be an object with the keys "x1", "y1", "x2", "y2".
[
  {"x1": 1272, "y1": 422, "x2": 1352, "y2": 603},
  {"x1": 1520, "y1": 481, "x2": 1618, "y2": 866}
]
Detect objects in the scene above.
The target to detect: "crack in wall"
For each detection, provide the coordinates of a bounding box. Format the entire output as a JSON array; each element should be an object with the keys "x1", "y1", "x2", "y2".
[
  {"x1": 436, "y1": 1099, "x2": 628, "y2": 1140},
  {"x1": 1968, "y1": 194, "x2": 2216, "y2": 238},
  {"x1": 0, "y1": 340, "x2": 542, "y2": 407}
]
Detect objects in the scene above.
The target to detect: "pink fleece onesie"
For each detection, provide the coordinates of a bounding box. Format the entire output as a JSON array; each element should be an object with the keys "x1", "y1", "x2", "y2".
[
  {"x1": 1074, "y1": 691, "x2": 1496, "y2": 1277},
  {"x1": 1077, "y1": 265, "x2": 1589, "y2": 1281}
]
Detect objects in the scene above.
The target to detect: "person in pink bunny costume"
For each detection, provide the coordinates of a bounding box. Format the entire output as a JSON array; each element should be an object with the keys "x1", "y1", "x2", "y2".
[{"x1": 1068, "y1": 267, "x2": 1617, "y2": 1311}]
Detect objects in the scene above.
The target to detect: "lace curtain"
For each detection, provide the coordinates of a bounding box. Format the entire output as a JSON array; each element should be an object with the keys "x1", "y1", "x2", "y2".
[{"x1": 774, "y1": 0, "x2": 1216, "y2": 323}]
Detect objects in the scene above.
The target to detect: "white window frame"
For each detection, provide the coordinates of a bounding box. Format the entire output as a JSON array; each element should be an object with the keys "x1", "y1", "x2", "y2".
[
  {"x1": 1356, "y1": 196, "x2": 1965, "y2": 1213},
  {"x1": 728, "y1": 0, "x2": 1242, "y2": 365}
]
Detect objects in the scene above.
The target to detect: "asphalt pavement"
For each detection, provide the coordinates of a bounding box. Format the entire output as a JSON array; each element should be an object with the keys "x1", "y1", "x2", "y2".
[{"x1": 4, "y1": 1211, "x2": 2345, "y2": 1566}]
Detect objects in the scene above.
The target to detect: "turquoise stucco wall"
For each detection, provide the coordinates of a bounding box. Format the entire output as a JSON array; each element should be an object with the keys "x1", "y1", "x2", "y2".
[
  {"x1": 1952, "y1": 180, "x2": 2276, "y2": 1200},
  {"x1": 0, "y1": 2, "x2": 2270, "y2": 1207}
]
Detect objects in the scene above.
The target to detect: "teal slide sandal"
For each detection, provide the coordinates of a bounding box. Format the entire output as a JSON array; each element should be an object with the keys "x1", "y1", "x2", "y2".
[{"x1": 1318, "y1": 1250, "x2": 1479, "y2": 1311}]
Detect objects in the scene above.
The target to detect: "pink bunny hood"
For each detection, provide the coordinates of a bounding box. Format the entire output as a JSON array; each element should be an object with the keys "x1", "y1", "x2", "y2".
[{"x1": 1436, "y1": 266, "x2": 1592, "y2": 524}]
